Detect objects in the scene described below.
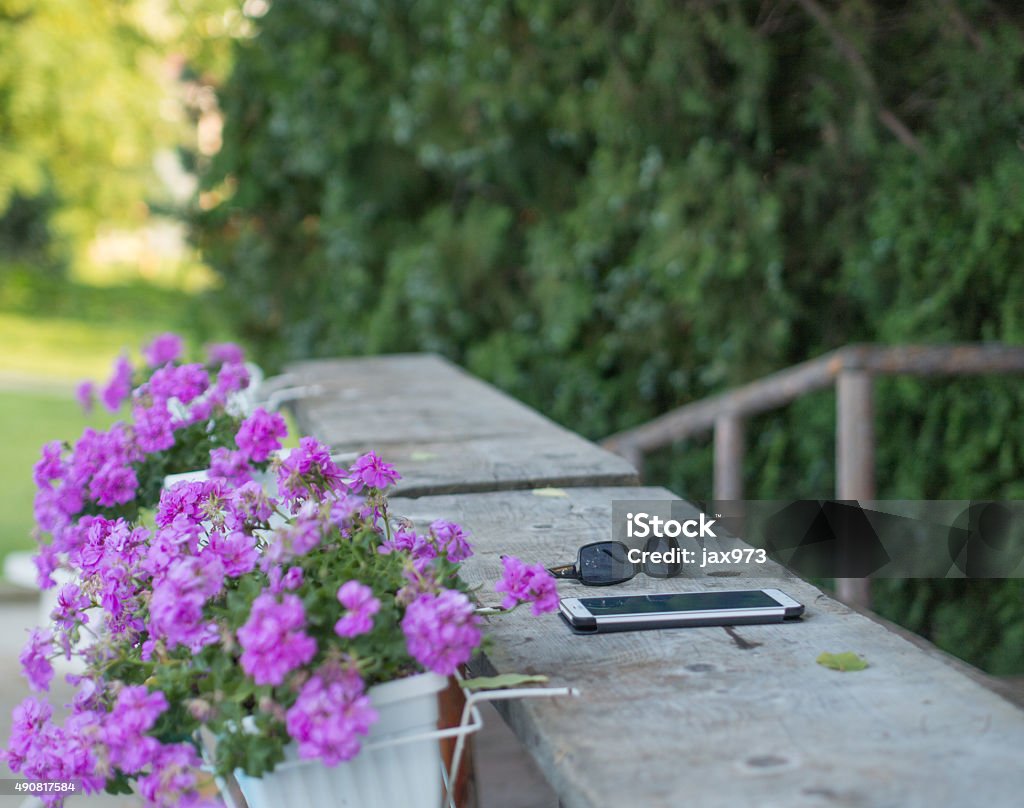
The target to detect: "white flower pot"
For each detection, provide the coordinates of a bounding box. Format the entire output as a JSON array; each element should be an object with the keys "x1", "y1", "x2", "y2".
[
  {"x1": 163, "y1": 468, "x2": 210, "y2": 487},
  {"x1": 233, "y1": 671, "x2": 448, "y2": 808}
]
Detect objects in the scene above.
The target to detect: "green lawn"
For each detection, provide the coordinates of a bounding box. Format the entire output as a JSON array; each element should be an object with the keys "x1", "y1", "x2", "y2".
[
  {"x1": 0, "y1": 313, "x2": 185, "y2": 380},
  {"x1": 0, "y1": 267, "x2": 228, "y2": 380}
]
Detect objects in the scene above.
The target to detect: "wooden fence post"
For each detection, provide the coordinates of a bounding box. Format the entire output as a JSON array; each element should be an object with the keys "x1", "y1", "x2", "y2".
[
  {"x1": 713, "y1": 414, "x2": 745, "y2": 501},
  {"x1": 836, "y1": 369, "x2": 875, "y2": 608}
]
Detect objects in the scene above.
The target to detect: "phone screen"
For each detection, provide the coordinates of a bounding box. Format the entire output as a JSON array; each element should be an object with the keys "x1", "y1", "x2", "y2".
[{"x1": 579, "y1": 590, "x2": 780, "y2": 616}]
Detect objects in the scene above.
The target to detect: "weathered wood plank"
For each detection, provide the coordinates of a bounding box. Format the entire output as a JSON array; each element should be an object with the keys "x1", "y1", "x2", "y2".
[
  {"x1": 284, "y1": 354, "x2": 638, "y2": 497},
  {"x1": 393, "y1": 487, "x2": 1024, "y2": 808}
]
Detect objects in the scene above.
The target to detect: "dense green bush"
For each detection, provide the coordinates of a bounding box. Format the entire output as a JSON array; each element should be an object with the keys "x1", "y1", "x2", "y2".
[{"x1": 197, "y1": 1, "x2": 1024, "y2": 672}]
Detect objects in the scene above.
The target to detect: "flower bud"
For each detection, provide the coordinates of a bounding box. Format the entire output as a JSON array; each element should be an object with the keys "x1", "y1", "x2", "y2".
[{"x1": 187, "y1": 698, "x2": 213, "y2": 722}]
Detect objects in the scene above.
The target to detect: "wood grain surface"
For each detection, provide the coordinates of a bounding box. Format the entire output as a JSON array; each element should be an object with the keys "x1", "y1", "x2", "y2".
[
  {"x1": 393, "y1": 487, "x2": 1024, "y2": 808},
  {"x1": 284, "y1": 354, "x2": 638, "y2": 497}
]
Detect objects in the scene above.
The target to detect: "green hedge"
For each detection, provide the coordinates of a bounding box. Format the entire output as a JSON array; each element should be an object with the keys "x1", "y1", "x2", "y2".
[{"x1": 197, "y1": 1, "x2": 1024, "y2": 672}]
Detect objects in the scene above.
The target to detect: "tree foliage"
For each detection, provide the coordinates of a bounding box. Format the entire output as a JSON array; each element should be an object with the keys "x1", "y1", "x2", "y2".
[
  {"x1": 0, "y1": 0, "x2": 244, "y2": 267},
  {"x1": 198, "y1": 1, "x2": 1024, "y2": 671},
  {"x1": 0, "y1": 0, "x2": 163, "y2": 256}
]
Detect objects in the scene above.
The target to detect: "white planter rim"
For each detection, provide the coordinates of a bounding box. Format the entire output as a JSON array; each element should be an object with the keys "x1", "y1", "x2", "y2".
[{"x1": 367, "y1": 670, "x2": 447, "y2": 706}]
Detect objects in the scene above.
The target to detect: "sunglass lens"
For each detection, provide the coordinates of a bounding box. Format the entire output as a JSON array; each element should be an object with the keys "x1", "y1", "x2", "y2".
[
  {"x1": 578, "y1": 542, "x2": 634, "y2": 585},
  {"x1": 643, "y1": 536, "x2": 682, "y2": 578}
]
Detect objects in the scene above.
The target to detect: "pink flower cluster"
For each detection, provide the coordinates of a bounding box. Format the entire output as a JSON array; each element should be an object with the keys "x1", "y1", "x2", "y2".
[
  {"x1": 206, "y1": 407, "x2": 286, "y2": 488},
  {"x1": 101, "y1": 355, "x2": 134, "y2": 411},
  {"x1": 285, "y1": 665, "x2": 378, "y2": 765},
  {"x1": 4, "y1": 696, "x2": 106, "y2": 801},
  {"x1": 273, "y1": 447, "x2": 402, "y2": 512},
  {"x1": 237, "y1": 593, "x2": 317, "y2": 686},
  {"x1": 4, "y1": 688, "x2": 215, "y2": 807},
  {"x1": 149, "y1": 554, "x2": 224, "y2": 652},
  {"x1": 125, "y1": 354, "x2": 241, "y2": 454},
  {"x1": 401, "y1": 589, "x2": 482, "y2": 675},
  {"x1": 430, "y1": 519, "x2": 473, "y2": 562},
  {"x1": 103, "y1": 686, "x2": 169, "y2": 772},
  {"x1": 261, "y1": 502, "x2": 323, "y2": 567},
  {"x1": 206, "y1": 342, "x2": 245, "y2": 365},
  {"x1": 33, "y1": 425, "x2": 140, "y2": 549},
  {"x1": 378, "y1": 518, "x2": 474, "y2": 565},
  {"x1": 19, "y1": 629, "x2": 53, "y2": 693},
  {"x1": 209, "y1": 446, "x2": 254, "y2": 487},
  {"x1": 72, "y1": 517, "x2": 149, "y2": 635},
  {"x1": 51, "y1": 583, "x2": 90, "y2": 632},
  {"x1": 275, "y1": 437, "x2": 344, "y2": 505},
  {"x1": 155, "y1": 479, "x2": 227, "y2": 528},
  {"x1": 143, "y1": 333, "x2": 184, "y2": 368},
  {"x1": 349, "y1": 452, "x2": 401, "y2": 490},
  {"x1": 334, "y1": 581, "x2": 380, "y2": 638},
  {"x1": 227, "y1": 481, "x2": 276, "y2": 528},
  {"x1": 236, "y1": 407, "x2": 287, "y2": 463},
  {"x1": 494, "y1": 556, "x2": 559, "y2": 615}
]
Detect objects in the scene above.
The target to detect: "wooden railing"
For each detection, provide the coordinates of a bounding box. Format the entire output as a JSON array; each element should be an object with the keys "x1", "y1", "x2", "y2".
[{"x1": 601, "y1": 343, "x2": 1024, "y2": 606}]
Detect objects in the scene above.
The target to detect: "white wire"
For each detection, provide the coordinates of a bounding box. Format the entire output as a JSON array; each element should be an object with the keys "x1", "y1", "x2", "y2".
[{"x1": 444, "y1": 685, "x2": 580, "y2": 808}]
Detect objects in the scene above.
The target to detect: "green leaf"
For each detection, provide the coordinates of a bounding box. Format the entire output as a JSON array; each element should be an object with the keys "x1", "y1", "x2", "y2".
[
  {"x1": 816, "y1": 652, "x2": 868, "y2": 672},
  {"x1": 104, "y1": 773, "x2": 135, "y2": 795},
  {"x1": 461, "y1": 674, "x2": 549, "y2": 692}
]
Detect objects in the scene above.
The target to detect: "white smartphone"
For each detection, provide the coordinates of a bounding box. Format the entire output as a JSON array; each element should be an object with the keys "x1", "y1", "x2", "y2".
[{"x1": 559, "y1": 588, "x2": 804, "y2": 634}]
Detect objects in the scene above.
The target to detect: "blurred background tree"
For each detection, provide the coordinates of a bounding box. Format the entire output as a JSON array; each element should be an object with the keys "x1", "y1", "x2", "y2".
[
  {"x1": 0, "y1": 0, "x2": 245, "y2": 275},
  {"x1": 0, "y1": 0, "x2": 168, "y2": 272},
  {"x1": 197, "y1": 0, "x2": 1024, "y2": 674}
]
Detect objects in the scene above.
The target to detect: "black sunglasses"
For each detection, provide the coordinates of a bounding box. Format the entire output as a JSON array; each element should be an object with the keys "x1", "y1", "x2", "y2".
[{"x1": 547, "y1": 538, "x2": 683, "y2": 586}]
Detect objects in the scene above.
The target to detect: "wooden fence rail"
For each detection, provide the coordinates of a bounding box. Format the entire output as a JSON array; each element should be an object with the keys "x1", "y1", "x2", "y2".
[{"x1": 601, "y1": 343, "x2": 1024, "y2": 606}]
